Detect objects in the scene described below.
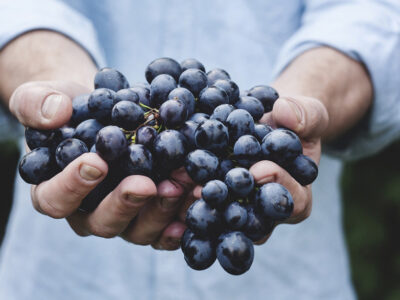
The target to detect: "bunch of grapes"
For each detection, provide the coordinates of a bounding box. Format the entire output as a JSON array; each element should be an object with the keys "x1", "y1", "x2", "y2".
[{"x1": 19, "y1": 57, "x2": 318, "y2": 275}]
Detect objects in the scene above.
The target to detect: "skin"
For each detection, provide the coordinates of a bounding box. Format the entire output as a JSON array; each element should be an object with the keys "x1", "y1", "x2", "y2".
[{"x1": 0, "y1": 30, "x2": 372, "y2": 250}]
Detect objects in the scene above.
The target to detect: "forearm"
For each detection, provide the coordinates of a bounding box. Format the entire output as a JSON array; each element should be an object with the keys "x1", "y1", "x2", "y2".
[
  {"x1": 0, "y1": 30, "x2": 97, "y2": 103},
  {"x1": 272, "y1": 47, "x2": 373, "y2": 141}
]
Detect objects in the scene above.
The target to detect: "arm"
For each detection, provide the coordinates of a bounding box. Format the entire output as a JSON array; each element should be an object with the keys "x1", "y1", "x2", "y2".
[{"x1": 0, "y1": 31, "x2": 188, "y2": 249}]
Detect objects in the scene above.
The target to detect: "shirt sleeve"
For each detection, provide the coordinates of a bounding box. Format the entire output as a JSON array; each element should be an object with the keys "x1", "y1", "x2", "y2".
[
  {"x1": 0, "y1": 0, "x2": 105, "y2": 67},
  {"x1": 272, "y1": 0, "x2": 400, "y2": 161}
]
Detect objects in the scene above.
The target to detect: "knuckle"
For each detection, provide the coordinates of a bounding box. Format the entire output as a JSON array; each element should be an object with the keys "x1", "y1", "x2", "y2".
[
  {"x1": 88, "y1": 222, "x2": 117, "y2": 239},
  {"x1": 39, "y1": 198, "x2": 68, "y2": 219}
]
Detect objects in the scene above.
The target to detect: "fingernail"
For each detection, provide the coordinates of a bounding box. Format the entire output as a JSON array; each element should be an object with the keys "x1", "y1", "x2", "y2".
[
  {"x1": 79, "y1": 164, "x2": 102, "y2": 181},
  {"x1": 42, "y1": 94, "x2": 63, "y2": 119},
  {"x1": 160, "y1": 197, "x2": 180, "y2": 210},
  {"x1": 284, "y1": 99, "x2": 303, "y2": 123},
  {"x1": 126, "y1": 194, "x2": 149, "y2": 204}
]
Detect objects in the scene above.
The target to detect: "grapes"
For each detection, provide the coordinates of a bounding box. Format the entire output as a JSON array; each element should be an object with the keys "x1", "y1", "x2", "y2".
[{"x1": 20, "y1": 57, "x2": 319, "y2": 276}]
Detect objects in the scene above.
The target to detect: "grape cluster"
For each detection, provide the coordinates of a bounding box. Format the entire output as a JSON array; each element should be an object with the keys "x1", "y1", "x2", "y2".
[{"x1": 18, "y1": 57, "x2": 318, "y2": 275}]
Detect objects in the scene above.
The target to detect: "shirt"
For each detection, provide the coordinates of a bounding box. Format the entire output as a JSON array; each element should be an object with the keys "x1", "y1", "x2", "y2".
[{"x1": 0, "y1": 1, "x2": 399, "y2": 299}]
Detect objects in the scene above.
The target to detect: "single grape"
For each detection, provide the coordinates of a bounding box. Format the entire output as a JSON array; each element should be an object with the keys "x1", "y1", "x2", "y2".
[
  {"x1": 179, "y1": 68, "x2": 208, "y2": 97},
  {"x1": 202, "y1": 180, "x2": 229, "y2": 208},
  {"x1": 234, "y1": 96, "x2": 264, "y2": 121},
  {"x1": 145, "y1": 57, "x2": 182, "y2": 83},
  {"x1": 73, "y1": 119, "x2": 104, "y2": 148},
  {"x1": 233, "y1": 135, "x2": 261, "y2": 168},
  {"x1": 153, "y1": 130, "x2": 188, "y2": 170},
  {"x1": 286, "y1": 154, "x2": 318, "y2": 186},
  {"x1": 49, "y1": 127, "x2": 75, "y2": 150},
  {"x1": 95, "y1": 126, "x2": 128, "y2": 162},
  {"x1": 216, "y1": 231, "x2": 254, "y2": 275},
  {"x1": 206, "y1": 68, "x2": 230, "y2": 86},
  {"x1": 181, "y1": 230, "x2": 216, "y2": 271},
  {"x1": 247, "y1": 85, "x2": 279, "y2": 112},
  {"x1": 185, "y1": 149, "x2": 219, "y2": 184},
  {"x1": 217, "y1": 159, "x2": 235, "y2": 180},
  {"x1": 129, "y1": 86, "x2": 152, "y2": 108},
  {"x1": 226, "y1": 109, "x2": 255, "y2": 143},
  {"x1": 255, "y1": 182, "x2": 294, "y2": 221},
  {"x1": 261, "y1": 128, "x2": 302, "y2": 166},
  {"x1": 186, "y1": 198, "x2": 222, "y2": 237},
  {"x1": 25, "y1": 127, "x2": 54, "y2": 150},
  {"x1": 198, "y1": 87, "x2": 229, "y2": 114},
  {"x1": 55, "y1": 138, "x2": 88, "y2": 169},
  {"x1": 213, "y1": 79, "x2": 240, "y2": 104},
  {"x1": 225, "y1": 168, "x2": 254, "y2": 198},
  {"x1": 254, "y1": 124, "x2": 273, "y2": 142},
  {"x1": 111, "y1": 100, "x2": 144, "y2": 130},
  {"x1": 179, "y1": 120, "x2": 198, "y2": 150},
  {"x1": 150, "y1": 74, "x2": 177, "y2": 107},
  {"x1": 243, "y1": 204, "x2": 274, "y2": 242},
  {"x1": 70, "y1": 94, "x2": 91, "y2": 126},
  {"x1": 168, "y1": 87, "x2": 196, "y2": 116},
  {"x1": 224, "y1": 202, "x2": 248, "y2": 230},
  {"x1": 88, "y1": 88, "x2": 116, "y2": 123},
  {"x1": 94, "y1": 67, "x2": 130, "y2": 92},
  {"x1": 180, "y1": 58, "x2": 205, "y2": 72},
  {"x1": 136, "y1": 126, "x2": 158, "y2": 150},
  {"x1": 194, "y1": 119, "x2": 229, "y2": 155},
  {"x1": 159, "y1": 99, "x2": 188, "y2": 128},
  {"x1": 121, "y1": 144, "x2": 153, "y2": 176},
  {"x1": 18, "y1": 147, "x2": 57, "y2": 185},
  {"x1": 210, "y1": 104, "x2": 235, "y2": 123},
  {"x1": 115, "y1": 88, "x2": 139, "y2": 104},
  {"x1": 189, "y1": 113, "x2": 210, "y2": 124}
]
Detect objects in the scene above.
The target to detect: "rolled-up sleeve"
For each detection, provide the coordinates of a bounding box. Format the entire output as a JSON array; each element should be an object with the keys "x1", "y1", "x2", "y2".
[
  {"x1": 273, "y1": 0, "x2": 400, "y2": 160},
  {"x1": 0, "y1": 0, "x2": 105, "y2": 67}
]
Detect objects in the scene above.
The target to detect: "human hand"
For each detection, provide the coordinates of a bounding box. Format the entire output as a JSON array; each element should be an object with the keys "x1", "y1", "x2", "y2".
[{"x1": 10, "y1": 80, "x2": 194, "y2": 249}]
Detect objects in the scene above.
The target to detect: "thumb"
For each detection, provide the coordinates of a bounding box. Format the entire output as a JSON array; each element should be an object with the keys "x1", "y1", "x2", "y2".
[
  {"x1": 9, "y1": 81, "x2": 90, "y2": 129},
  {"x1": 272, "y1": 96, "x2": 329, "y2": 140}
]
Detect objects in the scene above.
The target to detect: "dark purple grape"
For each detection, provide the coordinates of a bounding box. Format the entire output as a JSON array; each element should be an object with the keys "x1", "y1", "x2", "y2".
[
  {"x1": 159, "y1": 99, "x2": 188, "y2": 128},
  {"x1": 224, "y1": 202, "x2": 248, "y2": 230},
  {"x1": 74, "y1": 119, "x2": 104, "y2": 148},
  {"x1": 136, "y1": 126, "x2": 157, "y2": 150},
  {"x1": 55, "y1": 138, "x2": 88, "y2": 169},
  {"x1": 150, "y1": 74, "x2": 177, "y2": 107},
  {"x1": 198, "y1": 87, "x2": 229, "y2": 114},
  {"x1": 243, "y1": 205, "x2": 274, "y2": 242},
  {"x1": 179, "y1": 68, "x2": 208, "y2": 97},
  {"x1": 217, "y1": 231, "x2": 254, "y2": 275},
  {"x1": 202, "y1": 180, "x2": 229, "y2": 208},
  {"x1": 25, "y1": 127, "x2": 54, "y2": 150},
  {"x1": 254, "y1": 124, "x2": 273, "y2": 142},
  {"x1": 286, "y1": 154, "x2": 318, "y2": 186},
  {"x1": 186, "y1": 198, "x2": 222, "y2": 237},
  {"x1": 145, "y1": 57, "x2": 182, "y2": 83},
  {"x1": 130, "y1": 86, "x2": 152, "y2": 108},
  {"x1": 226, "y1": 109, "x2": 255, "y2": 142},
  {"x1": 225, "y1": 168, "x2": 254, "y2": 198},
  {"x1": 247, "y1": 85, "x2": 279, "y2": 112},
  {"x1": 153, "y1": 130, "x2": 187, "y2": 170},
  {"x1": 233, "y1": 135, "x2": 261, "y2": 168},
  {"x1": 94, "y1": 67, "x2": 130, "y2": 92},
  {"x1": 181, "y1": 230, "x2": 216, "y2": 271},
  {"x1": 111, "y1": 100, "x2": 144, "y2": 130},
  {"x1": 19, "y1": 147, "x2": 57, "y2": 185},
  {"x1": 194, "y1": 119, "x2": 229, "y2": 155},
  {"x1": 213, "y1": 79, "x2": 240, "y2": 104},
  {"x1": 131, "y1": 82, "x2": 150, "y2": 89},
  {"x1": 255, "y1": 183, "x2": 293, "y2": 221},
  {"x1": 180, "y1": 58, "x2": 205, "y2": 72},
  {"x1": 207, "y1": 68, "x2": 230, "y2": 86},
  {"x1": 218, "y1": 159, "x2": 235, "y2": 180},
  {"x1": 88, "y1": 88, "x2": 116, "y2": 123},
  {"x1": 181, "y1": 228, "x2": 195, "y2": 249},
  {"x1": 121, "y1": 144, "x2": 153, "y2": 176},
  {"x1": 115, "y1": 88, "x2": 139, "y2": 104},
  {"x1": 185, "y1": 149, "x2": 219, "y2": 184},
  {"x1": 95, "y1": 126, "x2": 128, "y2": 162},
  {"x1": 189, "y1": 113, "x2": 210, "y2": 124},
  {"x1": 168, "y1": 87, "x2": 196, "y2": 116},
  {"x1": 234, "y1": 96, "x2": 264, "y2": 121},
  {"x1": 210, "y1": 104, "x2": 235, "y2": 123},
  {"x1": 261, "y1": 128, "x2": 302, "y2": 166},
  {"x1": 70, "y1": 94, "x2": 91, "y2": 126},
  {"x1": 179, "y1": 120, "x2": 198, "y2": 150}
]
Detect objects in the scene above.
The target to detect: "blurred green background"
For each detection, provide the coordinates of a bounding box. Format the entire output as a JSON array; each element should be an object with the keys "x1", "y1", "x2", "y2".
[{"x1": 0, "y1": 139, "x2": 399, "y2": 300}]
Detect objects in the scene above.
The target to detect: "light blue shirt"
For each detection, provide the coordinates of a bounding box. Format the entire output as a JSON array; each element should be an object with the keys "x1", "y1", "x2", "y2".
[{"x1": 0, "y1": 1, "x2": 399, "y2": 299}]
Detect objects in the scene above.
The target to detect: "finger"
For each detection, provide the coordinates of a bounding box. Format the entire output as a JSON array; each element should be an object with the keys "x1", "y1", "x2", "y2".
[
  {"x1": 121, "y1": 179, "x2": 185, "y2": 245},
  {"x1": 67, "y1": 175, "x2": 157, "y2": 238},
  {"x1": 169, "y1": 167, "x2": 195, "y2": 190},
  {"x1": 152, "y1": 221, "x2": 187, "y2": 251},
  {"x1": 253, "y1": 232, "x2": 273, "y2": 245},
  {"x1": 9, "y1": 81, "x2": 90, "y2": 129},
  {"x1": 250, "y1": 160, "x2": 312, "y2": 224},
  {"x1": 178, "y1": 188, "x2": 197, "y2": 223},
  {"x1": 31, "y1": 153, "x2": 108, "y2": 219}
]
